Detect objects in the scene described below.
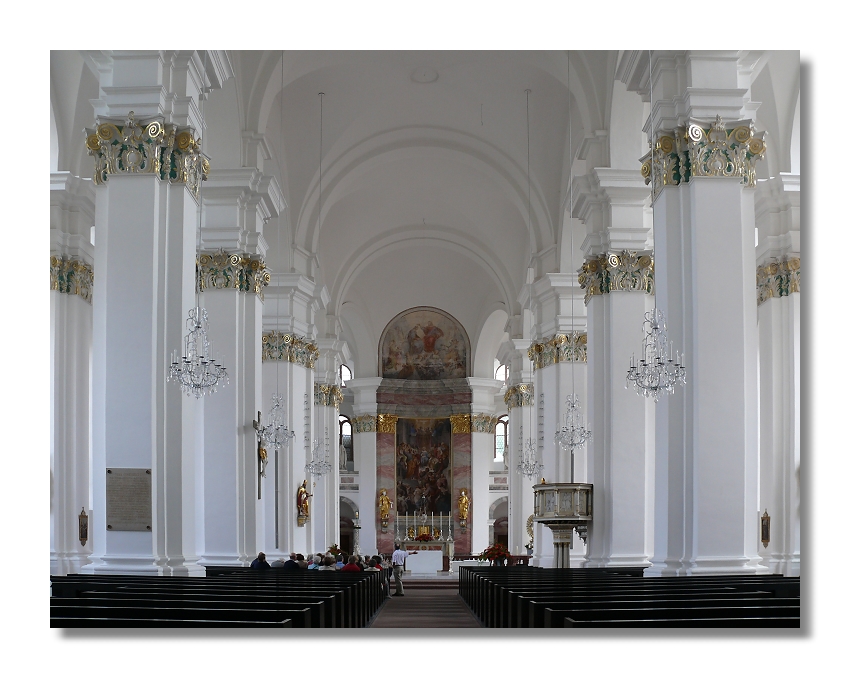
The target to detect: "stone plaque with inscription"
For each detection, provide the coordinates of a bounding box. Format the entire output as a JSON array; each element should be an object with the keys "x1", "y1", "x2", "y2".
[{"x1": 106, "y1": 468, "x2": 152, "y2": 531}]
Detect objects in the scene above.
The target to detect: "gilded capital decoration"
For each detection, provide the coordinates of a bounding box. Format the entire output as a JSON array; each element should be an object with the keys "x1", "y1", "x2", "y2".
[
  {"x1": 85, "y1": 111, "x2": 210, "y2": 197},
  {"x1": 471, "y1": 413, "x2": 497, "y2": 434},
  {"x1": 579, "y1": 251, "x2": 654, "y2": 305},
  {"x1": 757, "y1": 257, "x2": 800, "y2": 306},
  {"x1": 261, "y1": 331, "x2": 319, "y2": 368},
  {"x1": 528, "y1": 332, "x2": 588, "y2": 370},
  {"x1": 314, "y1": 383, "x2": 343, "y2": 409},
  {"x1": 505, "y1": 383, "x2": 534, "y2": 409},
  {"x1": 376, "y1": 414, "x2": 399, "y2": 434},
  {"x1": 352, "y1": 414, "x2": 377, "y2": 433},
  {"x1": 450, "y1": 414, "x2": 471, "y2": 434},
  {"x1": 50, "y1": 256, "x2": 94, "y2": 304},
  {"x1": 197, "y1": 251, "x2": 270, "y2": 300},
  {"x1": 639, "y1": 116, "x2": 766, "y2": 199}
]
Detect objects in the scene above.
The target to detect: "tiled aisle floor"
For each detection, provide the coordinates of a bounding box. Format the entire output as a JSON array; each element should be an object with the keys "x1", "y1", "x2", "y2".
[{"x1": 368, "y1": 586, "x2": 481, "y2": 628}]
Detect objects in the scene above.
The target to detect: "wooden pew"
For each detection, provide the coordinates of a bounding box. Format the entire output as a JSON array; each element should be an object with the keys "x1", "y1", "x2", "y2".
[{"x1": 51, "y1": 603, "x2": 313, "y2": 628}]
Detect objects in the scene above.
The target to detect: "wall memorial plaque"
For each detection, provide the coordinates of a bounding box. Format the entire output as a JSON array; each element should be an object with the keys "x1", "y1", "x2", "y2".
[{"x1": 105, "y1": 468, "x2": 152, "y2": 531}]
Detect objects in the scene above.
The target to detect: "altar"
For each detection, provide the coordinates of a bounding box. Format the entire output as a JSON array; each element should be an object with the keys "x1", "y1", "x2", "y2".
[{"x1": 404, "y1": 549, "x2": 444, "y2": 573}]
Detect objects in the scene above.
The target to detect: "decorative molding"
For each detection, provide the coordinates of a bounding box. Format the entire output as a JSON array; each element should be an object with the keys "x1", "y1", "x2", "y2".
[
  {"x1": 197, "y1": 251, "x2": 270, "y2": 300},
  {"x1": 640, "y1": 116, "x2": 766, "y2": 199},
  {"x1": 757, "y1": 256, "x2": 800, "y2": 306},
  {"x1": 471, "y1": 414, "x2": 497, "y2": 434},
  {"x1": 376, "y1": 414, "x2": 399, "y2": 434},
  {"x1": 261, "y1": 331, "x2": 319, "y2": 368},
  {"x1": 85, "y1": 111, "x2": 210, "y2": 197},
  {"x1": 352, "y1": 414, "x2": 377, "y2": 433},
  {"x1": 528, "y1": 332, "x2": 588, "y2": 370},
  {"x1": 505, "y1": 383, "x2": 534, "y2": 410},
  {"x1": 50, "y1": 256, "x2": 93, "y2": 303},
  {"x1": 579, "y1": 251, "x2": 654, "y2": 305},
  {"x1": 314, "y1": 383, "x2": 343, "y2": 409},
  {"x1": 450, "y1": 414, "x2": 471, "y2": 434}
]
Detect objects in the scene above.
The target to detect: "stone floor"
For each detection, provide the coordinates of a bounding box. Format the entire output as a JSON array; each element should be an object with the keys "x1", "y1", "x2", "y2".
[{"x1": 368, "y1": 575, "x2": 481, "y2": 628}]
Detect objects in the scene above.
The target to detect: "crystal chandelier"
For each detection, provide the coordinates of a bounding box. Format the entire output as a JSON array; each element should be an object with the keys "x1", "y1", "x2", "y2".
[
  {"x1": 626, "y1": 309, "x2": 686, "y2": 402},
  {"x1": 625, "y1": 50, "x2": 686, "y2": 403},
  {"x1": 516, "y1": 426, "x2": 544, "y2": 480},
  {"x1": 258, "y1": 394, "x2": 296, "y2": 450},
  {"x1": 169, "y1": 308, "x2": 229, "y2": 398},
  {"x1": 305, "y1": 437, "x2": 333, "y2": 478},
  {"x1": 554, "y1": 395, "x2": 592, "y2": 452},
  {"x1": 168, "y1": 50, "x2": 227, "y2": 398}
]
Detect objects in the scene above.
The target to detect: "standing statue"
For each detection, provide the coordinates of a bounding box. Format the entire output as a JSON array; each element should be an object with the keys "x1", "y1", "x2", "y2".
[
  {"x1": 457, "y1": 488, "x2": 470, "y2": 521},
  {"x1": 378, "y1": 488, "x2": 392, "y2": 521},
  {"x1": 339, "y1": 443, "x2": 347, "y2": 470},
  {"x1": 297, "y1": 479, "x2": 312, "y2": 519}
]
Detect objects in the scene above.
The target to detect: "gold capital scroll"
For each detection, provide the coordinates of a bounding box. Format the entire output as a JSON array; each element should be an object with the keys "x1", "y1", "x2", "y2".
[
  {"x1": 376, "y1": 414, "x2": 398, "y2": 433},
  {"x1": 450, "y1": 414, "x2": 471, "y2": 434}
]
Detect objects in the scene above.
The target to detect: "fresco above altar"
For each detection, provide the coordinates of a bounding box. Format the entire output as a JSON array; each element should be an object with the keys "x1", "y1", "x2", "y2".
[{"x1": 379, "y1": 306, "x2": 469, "y2": 380}]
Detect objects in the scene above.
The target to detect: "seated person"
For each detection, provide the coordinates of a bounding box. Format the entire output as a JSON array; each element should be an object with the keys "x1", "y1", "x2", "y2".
[
  {"x1": 250, "y1": 552, "x2": 271, "y2": 569},
  {"x1": 340, "y1": 555, "x2": 362, "y2": 572},
  {"x1": 282, "y1": 552, "x2": 301, "y2": 571}
]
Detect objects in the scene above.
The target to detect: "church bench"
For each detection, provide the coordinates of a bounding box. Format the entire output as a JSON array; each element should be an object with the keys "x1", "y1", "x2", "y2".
[
  {"x1": 50, "y1": 603, "x2": 313, "y2": 628},
  {"x1": 557, "y1": 615, "x2": 801, "y2": 628},
  {"x1": 52, "y1": 616, "x2": 294, "y2": 628},
  {"x1": 543, "y1": 604, "x2": 801, "y2": 628},
  {"x1": 66, "y1": 593, "x2": 334, "y2": 628}
]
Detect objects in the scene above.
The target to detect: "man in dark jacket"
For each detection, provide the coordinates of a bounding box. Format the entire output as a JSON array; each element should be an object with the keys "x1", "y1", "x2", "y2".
[
  {"x1": 250, "y1": 552, "x2": 271, "y2": 569},
  {"x1": 282, "y1": 552, "x2": 301, "y2": 571}
]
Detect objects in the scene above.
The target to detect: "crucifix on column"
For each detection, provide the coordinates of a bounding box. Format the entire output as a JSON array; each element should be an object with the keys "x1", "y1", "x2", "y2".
[{"x1": 253, "y1": 411, "x2": 268, "y2": 500}]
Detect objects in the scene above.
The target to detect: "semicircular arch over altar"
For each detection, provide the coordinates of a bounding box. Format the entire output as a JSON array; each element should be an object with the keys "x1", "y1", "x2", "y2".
[{"x1": 378, "y1": 306, "x2": 470, "y2": 380}]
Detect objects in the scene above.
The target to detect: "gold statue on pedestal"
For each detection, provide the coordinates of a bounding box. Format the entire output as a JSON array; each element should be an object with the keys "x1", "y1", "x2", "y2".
[
  {"x1": 458, "y1": 488, "x2": 470, "y2": 523},
  {"x1": 297, "y1": 479, "x2": 311, "y2": 526}
]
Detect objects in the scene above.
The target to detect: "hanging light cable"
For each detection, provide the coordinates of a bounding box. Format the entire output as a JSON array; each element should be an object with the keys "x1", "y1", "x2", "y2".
[
  {"x1": 169, "y1": 49, "x2": 229, "y2": 398},
  {"x1": 305, "y1": 91, "x2": 331, "y2": 479},
  {"x1": 625, "y1": 50, "x2": 687, "y2": 401},
  {"x1": 554, "y1": 51, "x2": 592, "y2": 480},
  {"x1": 516, "y1": 90, "x2": 544, "y2": 482},
  {"x1": 258, "y1": 50, "x2": 296, "y2": 451}
]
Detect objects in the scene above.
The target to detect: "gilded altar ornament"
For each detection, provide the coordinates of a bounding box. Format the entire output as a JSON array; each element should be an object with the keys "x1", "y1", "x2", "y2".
[
  {"x1": 50, "y1": 256, "x2": 94, "y2": 304},
  {"x1": 528, "y1": 332, "x2": 588, "y2": 370},
  {"x1": 296, "y1": 479, "x2": 312, "y2": 527},
  {"x1": 197, "y1": 251, "x2": 270, "y2": 300},
  {"x1": 261, "y1": 331, "x2": 319, "y2": 368},
  {"x1": 84, "y1": 111, "x2": 210, "y2": 197},
  {"x1": 314, "y1": 383, "x2": 343, "y2": 409},
  {"x1": 457, "y1": 489, "x2": 470, "y2": 531},
  {"x1": 378, "y1": 488, "x2": 392, "y2": 530},
  {"x1": 376, "y1": 414, "x2": 399, "y2": 434},
  {"x1": 757, "y1": 256, "x2": 801, "y2": 306},
  {"x1": 450, "y1": 414, "x2": 471, "y2": 434},
  {"x1": 639, "y1": 116, "x2": 766, "y2": 199},
  {"x1": 505, "y1": 383, "x2": 534, "y2": 409}
]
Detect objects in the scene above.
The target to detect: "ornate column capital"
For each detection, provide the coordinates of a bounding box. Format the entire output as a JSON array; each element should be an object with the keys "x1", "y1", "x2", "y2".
[
  {"x1": 450, "y1": 414, "x2": 471, "y2": 434},
  {"x1": 470, "y1": 414, "x2": 497, "y2": 434},
  {"x1": 528, "y1": 332, "x2": 588, "y2": 370},
  {"x1": 579, "y1": 250, "x2": 654, "y2": 304},
  {"x1": 639, "y1": 116, "x2": 766, "y2": 199},
  {"x1": 352, "y1": 414, "x2": 377, "y2": 433},
  {"x1": 314, "y1": 383, "x2": 343, "y2": 409},
  {"x1": 261, "y1": 331, "x2": 319, "y2": 368},
  {"x1": 84, "y1": 112, "x2": 210, "y2": 196},
  {"x1": 50, "y1": 256, "x2": 94, "y2": 304},
  {"x1": 197, "y1": 251, "x2": 270, "y2": 300},
  {"x1": 505, "y1": 383, "x2": 534, "y2": 410},
  {"x1": 757, "y1": 256, "x2": 801, "y2": 306},
  {"x1": 376, "y1": 414, "x2": 398, "y2": 434}
]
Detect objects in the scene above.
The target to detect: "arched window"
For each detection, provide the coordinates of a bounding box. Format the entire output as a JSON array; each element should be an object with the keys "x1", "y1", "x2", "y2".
[
  {"x1": 339, "y1": 414, "x2": 353, "y2": 469},
  {"x1": 494, "y1": 414, "x2": 508, "y2": 462},
  {"x1": 495, "y1": 362, "x2": 509, "y2": 382},
  {"x1": 339, "y1": 364, "x2": 352, "y2": 386}
]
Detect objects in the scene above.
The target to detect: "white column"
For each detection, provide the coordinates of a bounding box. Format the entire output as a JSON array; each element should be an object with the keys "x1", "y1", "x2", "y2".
[
  {"x1": 756, "y1": 174, "x2": 801, "y2": 576},
  {"x1": 347, "y1": 378, "x2": 382, "y2": 554},
  {"x1": 576, "y1": 169, "x2": 654, "y2": 569},
  {"x1": 468, "y1": 379, "x2": 503, "y2": 555},
  {"x1": 50, "y1": 173, "x2": 95, "y2": 575},
  {"x1": 194, "y1": 169, "x2": 278, "y2": 565}
]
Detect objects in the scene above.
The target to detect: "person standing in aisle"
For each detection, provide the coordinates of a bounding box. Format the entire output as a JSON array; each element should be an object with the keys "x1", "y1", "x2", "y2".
[{"x1": 391, "y1": 543, "x2": 417, "y2": 596}]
